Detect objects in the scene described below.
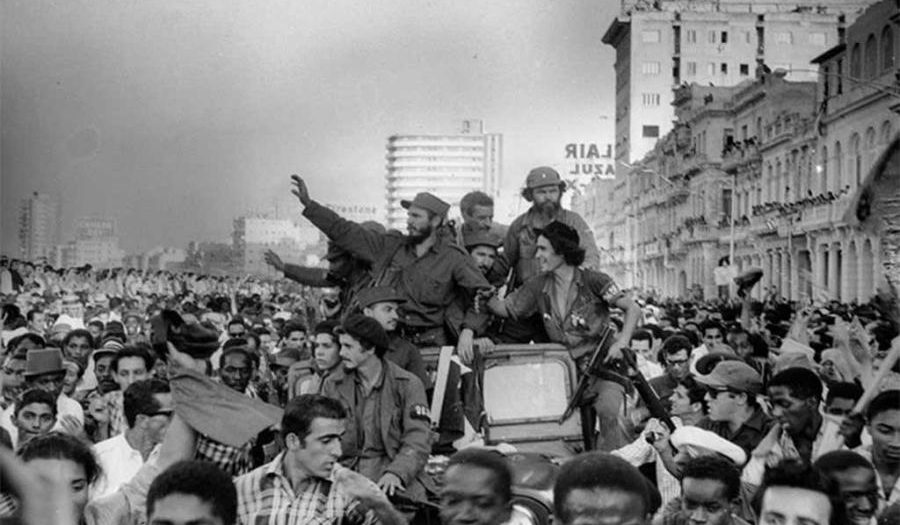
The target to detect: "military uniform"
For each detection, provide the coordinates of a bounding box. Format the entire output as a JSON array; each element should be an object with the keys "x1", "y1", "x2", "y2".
[
  {"x1": 320, "y1": 360, "x2": 433, "y2": 500},
  {"x1": 505, "y1": 208, "x2": 600, "y2": 289},
  {"x1": 303, "y1": 201, "x2": 490, "y2": 345},
  {"x1": 500, "y1": 267, "x2": 622, "y2": 357},
  {"x1": 498, "y1": 266, "x2": 632, "y2": 451},
  {"x1": 504, "y1": 166, "x2": 600, "y2": 290}
]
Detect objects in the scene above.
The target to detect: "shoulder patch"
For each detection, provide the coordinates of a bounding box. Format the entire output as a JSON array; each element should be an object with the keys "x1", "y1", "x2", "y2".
[{"x1": 409, "y1": 404, "x2": 431, "y2": 422}]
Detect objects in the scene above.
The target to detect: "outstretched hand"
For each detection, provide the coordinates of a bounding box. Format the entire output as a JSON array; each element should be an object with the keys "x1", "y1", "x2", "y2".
[
  {"x1": 291, "y1": 175, "x2": 311, "y2": 207},
  {"x1": 264, "y1": 250, "x2": 285, "y2": 272}
]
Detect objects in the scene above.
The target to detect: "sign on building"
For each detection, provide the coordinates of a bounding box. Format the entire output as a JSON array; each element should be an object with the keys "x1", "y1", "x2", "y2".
[{"x1": 564, "y1": 143, "x2": 615, "y2": 184}]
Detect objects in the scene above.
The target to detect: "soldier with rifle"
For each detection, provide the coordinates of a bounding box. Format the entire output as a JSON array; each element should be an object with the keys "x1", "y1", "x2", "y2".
[{"x1": 480, "y1": 221, "x2": 642, "y2": 451}]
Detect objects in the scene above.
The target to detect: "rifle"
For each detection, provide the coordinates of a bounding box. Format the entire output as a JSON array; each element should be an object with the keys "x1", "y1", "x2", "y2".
[
  {"x1": 559, "y1": 325, "x2": 614, "y2": 424},
  {"x1": 620, "y1": 349, "x2": 676, "y2": 432}
]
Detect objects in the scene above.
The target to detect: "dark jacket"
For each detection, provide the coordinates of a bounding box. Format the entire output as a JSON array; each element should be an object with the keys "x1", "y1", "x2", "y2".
[{"x1": 320, "y1": 360, "x2": 432, "y2": 487}]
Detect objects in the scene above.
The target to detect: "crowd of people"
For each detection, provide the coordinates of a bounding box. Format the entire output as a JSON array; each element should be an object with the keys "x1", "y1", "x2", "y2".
[{"x1": 0, "y1": 166, "x2": 897, "y2": 525}]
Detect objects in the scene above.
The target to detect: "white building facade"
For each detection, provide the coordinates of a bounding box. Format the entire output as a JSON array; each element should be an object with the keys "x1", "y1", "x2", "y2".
[
  {"x1": 385, "y1": 120, "x2": 503, "y2": 230},
  {"x1": 18, "y1": 192, "x2": 60, "y2": 262}
]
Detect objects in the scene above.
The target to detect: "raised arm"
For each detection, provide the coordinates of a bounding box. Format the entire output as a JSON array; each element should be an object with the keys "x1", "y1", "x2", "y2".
[{"x1": 292, "y1": 175, "x2": 387, "y2": 264}]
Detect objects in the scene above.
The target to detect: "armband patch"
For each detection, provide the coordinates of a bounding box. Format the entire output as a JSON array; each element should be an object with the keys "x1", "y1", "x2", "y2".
[{"x1": 410, "y1": 404, "x2": 431, "y2": 422}]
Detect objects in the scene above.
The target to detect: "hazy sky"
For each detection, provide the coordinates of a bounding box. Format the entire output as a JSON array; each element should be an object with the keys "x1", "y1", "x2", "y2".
[{"x1": 1, "y1": 0, "x2": 617, "y2": 254}]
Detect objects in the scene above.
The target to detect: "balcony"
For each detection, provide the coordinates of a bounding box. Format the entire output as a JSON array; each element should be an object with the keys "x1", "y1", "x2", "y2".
[
  {"x1": 721, "y1": 143, "x2": 761, "y2": 173},
  {"x1": 681, "y1": 223, "x2": 719, "y2": 244}
]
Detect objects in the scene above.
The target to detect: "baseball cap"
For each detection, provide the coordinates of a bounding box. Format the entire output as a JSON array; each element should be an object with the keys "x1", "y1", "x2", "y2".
[
  {"x1": 695, "y1": 360, "x2": 762, "y2": 395},
  {"x1": 400, "y1": 193, "x2": 450, "y2": 217},
  {"x1": 525, "y1": 166, "x2": 563, "y2": 189}
]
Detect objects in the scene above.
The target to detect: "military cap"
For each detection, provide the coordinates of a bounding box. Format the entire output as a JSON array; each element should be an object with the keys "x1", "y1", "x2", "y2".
[
  {"x1": 462, "y1": 230, "x2": 502, "y2": 250},
  {"x1": 356, "y1": 286, "x2": 406, "y2": 309},
  {"x1": 401, "y1": 192, "x2": 450, "y2": 217},
  {"x1": 525, "y1": 166, "x2": 563, "y2": 189}
]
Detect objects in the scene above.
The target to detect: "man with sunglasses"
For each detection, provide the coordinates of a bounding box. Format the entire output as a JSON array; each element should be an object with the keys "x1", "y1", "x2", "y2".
[
  {"x1": 92, "y1": 378, "x2": 173, "y2": 499},
  {"x1": 696, "y1": 360, "x2": 771, "y2": 455}
]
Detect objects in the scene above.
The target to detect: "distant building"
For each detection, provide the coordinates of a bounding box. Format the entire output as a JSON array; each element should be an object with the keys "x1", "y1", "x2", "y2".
[
  {"x1": 18, "y1": 192, "x2": 60, "y2": 262},
  {"x1": 53, "y1": 216, "x2": 124, "y2": 269},
  {"x1": 603, "y1": 0, "x2": 874, "y2": 166},
  {"x1": 124, "y1": 247, "x2": 187, "y2": 272},
  {"x1": 385, "y1": 120, "x2": 503, "y2": 230},
  {"x1": 232, "y1": 216, "x2": 321, "y2": 275},
  {"x1": 808, "y1": 0, "x2": 899, "y2": 302},
  {"x1": 606, "y1": 17, "x2": 898, "y2": 302}
]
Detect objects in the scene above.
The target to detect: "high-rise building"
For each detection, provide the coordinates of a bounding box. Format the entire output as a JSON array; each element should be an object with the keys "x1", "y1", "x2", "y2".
[
  {"x1": 385, "y1": 120, "x2": 503, "y2": 230},
  {"x1": 603, "y1": 0, "x2": 874, "y2": 166},
  {"x1": 18, "y1": 192, "x2": 60, "y2": 262},
  {"x1": 599, "y1": 0, "x2": 899, "y2": 302}
]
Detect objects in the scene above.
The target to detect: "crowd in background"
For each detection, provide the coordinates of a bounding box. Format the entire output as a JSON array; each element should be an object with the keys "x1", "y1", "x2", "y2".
[{"x1": 0, "y1": 168, "x2": 897, "y2": 525}]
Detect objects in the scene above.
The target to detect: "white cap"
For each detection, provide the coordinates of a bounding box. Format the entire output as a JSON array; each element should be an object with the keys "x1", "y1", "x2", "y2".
[{"x1": 670, "y1": 426, "x2": 747, "y2": 466}]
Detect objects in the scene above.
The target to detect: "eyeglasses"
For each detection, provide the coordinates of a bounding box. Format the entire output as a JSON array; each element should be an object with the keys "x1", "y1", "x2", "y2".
[
  {"x1": 706, "y1": 386, "x2": 734, "y2": 398},
  {"x1": 2, "y1": 368, "x2": 25, "y2": 377},
  {"x1": 145, "y1": 409, "x2": 174, "y2": 418}
]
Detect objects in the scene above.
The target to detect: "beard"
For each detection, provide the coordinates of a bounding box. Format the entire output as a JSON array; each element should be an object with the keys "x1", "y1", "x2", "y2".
[
  {"x1": 536, "y1": 199, "x2": 560, "y2": 215},
  {"x1": 407, "y1": 223, "x2": 433, "y2": 243}
]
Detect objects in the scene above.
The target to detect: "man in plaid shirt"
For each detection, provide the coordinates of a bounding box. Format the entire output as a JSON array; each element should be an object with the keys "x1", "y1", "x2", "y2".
[
  {"x1": 194, "y1": 345, "x2": 272, "y2": 477},
  {"x1": 235, "y1": 394, "x2": 404, "y2": 525}
]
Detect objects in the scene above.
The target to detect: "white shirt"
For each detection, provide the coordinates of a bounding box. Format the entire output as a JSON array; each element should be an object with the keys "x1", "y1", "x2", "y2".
[
  {"x1": 0, "y1": 393, "x2": 84, "y2": 448},
  {"x1": 91, "y1": 433, "x2": 145, "y2": 500}
]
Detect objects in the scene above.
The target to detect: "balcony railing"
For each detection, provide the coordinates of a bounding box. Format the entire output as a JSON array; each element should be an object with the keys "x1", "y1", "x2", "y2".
[{"x1": 721, "y1": 143, "x2": 761, "y2": 172}]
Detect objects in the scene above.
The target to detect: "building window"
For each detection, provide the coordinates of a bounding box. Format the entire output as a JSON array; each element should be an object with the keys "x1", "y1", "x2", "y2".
[
  {"x1": 883, "y1": 26, "x2": 895, "y2": 72},
  {"x1": 834, "y1": 140, "x2": 843, "y2": 189},
  {"x1": 820, "y1": 145, "x2": 829, "y2": 193},
  {"x1": 642, "y1": 61, "x2": 661, "y2": 75},
  {"x1": 642, "y1": 30, "x2": 660, "y2": 43},
  {"x1": 775, "y1": 32, "x2": 793, "y2": 44},
  {"x1": 882, "y1": 120, "x2": 893, "y2": 145},
  {"x1": 721, "y1": 63, "x2": 728, "y2": 74},
  {"x1": 851, "y1": 43, "x2": 862, "y2": 77},
  {"x1": 642, "y1": 125, "x2": 660, "y2": 138},
  {"x1": 744, "y1": 30, "x2": 752, "y2": 44},
  {"x1": 721, "y1": 31, "x2": 728, "y2": 44},
  {"x1": 836, "y1": 58, "x2": 844, "y2": 93},
  {"x1": 642, "y1": 93, "x2": 661, "y2": 107},
  {"x1": 739, "y1": 63, "x2": 749, "y2": 76},
  {"x1": 865, "y1": 34, "x2": 878, "y2": 78},
  {"x1": 808, "y1": 32, "x2": 826, "y2": 46},
  {"x1": 687, "y1": 61, "x2": 697, "y2": 76},
  {"x1": 850, "y1": 132, "x2": 861, "y2": 186},
  {"x1": 707, "y1": 62, "x2": 716, "y2": 75},
  {"x1": 708, "y1": 30, "x2": 717, "y2": 44},
  {"x1": 686, "y1": 29, "x2": 697, "y2": 43}
]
